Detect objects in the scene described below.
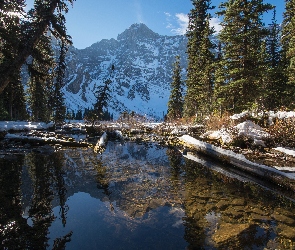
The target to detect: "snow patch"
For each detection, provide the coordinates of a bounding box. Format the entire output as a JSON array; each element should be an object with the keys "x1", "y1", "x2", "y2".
[
  {"x1": 180, "y1": 135, "x2": 295, "y2": 179},
  {"x1": 234, "y1": 120, "x2": 269, "y2": 140},
  {"x1": 201, "y1": 129, "x2": 232, "y2": 144},
  {"x1": 0, "y1": 121, "x2": 54, "y2": 132},
  {"x1": 230, "y1": 111, "x2": 249, "y2": 120},
  {"x1": 274, "y1": 147, "x2": 295, "y2": 157}
]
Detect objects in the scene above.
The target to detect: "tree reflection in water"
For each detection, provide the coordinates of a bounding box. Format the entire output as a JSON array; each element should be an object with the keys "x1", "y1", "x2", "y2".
[
  {"x1": 180, "y1": 156, "x2": 295, "y2": 249},
  {"x1": 1, "y1": 142, "x2": 295, "y2": 250},
  {"x1": 0, "y1": 152, "x2": 72, "y2": 249}
]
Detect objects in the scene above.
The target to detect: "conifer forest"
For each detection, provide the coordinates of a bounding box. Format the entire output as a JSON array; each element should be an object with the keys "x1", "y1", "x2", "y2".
[
  {"x1": 1, "y1": 0, "x2": 294, "y2": 122},
  {"x1": 2, "y1": 1, "x2": 295, "y2": 249}
]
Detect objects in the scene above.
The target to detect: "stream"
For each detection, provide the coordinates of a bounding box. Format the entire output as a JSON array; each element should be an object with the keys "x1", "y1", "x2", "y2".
[{"x1": 1, "y1": 141, "x2": 295, "y2": 249}]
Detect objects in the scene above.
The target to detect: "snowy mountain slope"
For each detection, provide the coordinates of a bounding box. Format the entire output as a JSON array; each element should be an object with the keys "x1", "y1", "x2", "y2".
[{"x1": 63, "y1": 23, "x2": 187, "y2": 120}]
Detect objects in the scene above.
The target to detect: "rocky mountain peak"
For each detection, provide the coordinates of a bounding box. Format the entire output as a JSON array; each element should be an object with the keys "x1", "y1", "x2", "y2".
[
  {"x1": 117, "y1": 23, "x2": 160, "y2": 41},
  {"x1": 58, "y1": 23, "x2": 188, "y2": 120}
]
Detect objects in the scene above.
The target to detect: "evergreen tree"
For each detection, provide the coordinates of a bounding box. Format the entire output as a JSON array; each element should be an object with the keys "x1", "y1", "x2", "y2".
[
  {"x1": 0, "y1": 71, "x2": 27, "y2": 120},
  {"x1": 92, "y1": 65, "x2": 115, "y2": 123},
  {"x1": 263, "y1": 8, "x2": 285, "y2": 109},
  {"x1": 184, "y1": 0, "x2": 215, "y2": 119},
  {"x1": 281, "y1": 0, "x2": 295, "y2": 107},
  {"x1": 75, "y1": 109, "x2": 83, "y2": 120},
  {"x1": 0, "y1": 0, "x2": 74, "y2": 94},
  {"x1": 0, "y1": 1, "x2": 28, "y2": 120},
  {"x1": 167, "y1": 55, "x2": 184, "y2": 120},
  {"x1": 0, "y1": 0, "x2": 26, "y2": 66},
  {"x1": 53, "y1": 40, "x2": 68, "y2": 124},
  {"x1": 213, "y1": 41, "x2": 226, "y2": 114},
  {"x1": 215, "y1": 0, "x2": 273, "y2": 113},
  {"x1": 93, "y1": 79, "x2": 111, "y2": 121},
  {"x1": 27, "y1": 33, "x2": 55, "y2": 122}
]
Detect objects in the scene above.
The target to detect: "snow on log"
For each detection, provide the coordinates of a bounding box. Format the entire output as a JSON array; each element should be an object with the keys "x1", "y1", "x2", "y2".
[
  {"x1": 274, "y1": 147, "x2": 295, "y2": 157},
  {"x1": 4, "y1": 133, "x2": 91, "y2": 147},
  {"x1": 97, "y1": 132, "x2": 107, "y2": 147},
  {"x1": 94, "y1": 132, "x2": 108, "y2": 153},
  {"x1": 0, "y1": 121, "x2": 54, "y2": 131},
  {"x1": 179, "y1": 135, "x2": 295, "y2": 189}
]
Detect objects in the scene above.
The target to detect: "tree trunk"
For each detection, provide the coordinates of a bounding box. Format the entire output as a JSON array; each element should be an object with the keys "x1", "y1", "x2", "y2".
[{"x1": 0, "y1": 0, "x2": 60, "y2": 94}]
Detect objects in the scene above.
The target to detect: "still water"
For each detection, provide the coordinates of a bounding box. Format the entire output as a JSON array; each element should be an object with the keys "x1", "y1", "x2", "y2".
[{"x1": 1, "y1": 141, "x2": 295, "y2": 249}]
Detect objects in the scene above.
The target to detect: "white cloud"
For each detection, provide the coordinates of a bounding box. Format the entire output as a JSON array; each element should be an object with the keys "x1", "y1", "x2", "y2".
[
  {"x1": 171, "y1": 13, "x2": 189, "y2": 35},
  {"x1": 210, "y1": 17, "x2": 222, "y2": 33},
  {"x1": 167, "y1": 13, "x2": 222, "y2": 36},
  {"x1": 164, "y1": 12, "x2": 171, "y2": 17}
]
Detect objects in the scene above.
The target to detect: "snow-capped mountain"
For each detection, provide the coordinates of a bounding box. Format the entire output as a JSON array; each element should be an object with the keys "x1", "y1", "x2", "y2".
[{"x1": 63, "y1": 23, "x2": 187, "y2": 120}]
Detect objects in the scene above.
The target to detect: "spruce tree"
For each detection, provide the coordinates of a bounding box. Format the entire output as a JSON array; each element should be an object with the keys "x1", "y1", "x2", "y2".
[
  {"x1": 0, "y1": 1, "x2": 28, "y2": 120},
  {"x1": 0, "y1": 0, "x2": 74, "y2": 94},
  {"x1": 53, "y1": 40, "x2": 68, "y2": 124},
  {"x1": 93, "y1": 79, "x2": 112, "y2": 121},
  {"x1": 92, "y1": 66, "x2": 115, "y2": 123},
  {"x1": 281, "y1": 0, "x2": 295, "y2": 108},
  {"x1": 0, "y1": 71, "x2": 27, "y2": 120},
  {"x1": 167, "y1": 55, "x2": 184, "y2": 120},
  {"x1": 213, "y1": 41, "x2": 226, "y2": 114},
  {"x1": 215, "y1": 0, "x2": 273, "y2": 113},
  {"x1": 27, "y1": 33, "x2": 55, "y2": 122},
  {"x1": 184, "y1": 0, "x2": 215, "y2": 119},
  {"x1": 263, "y1": 8, "x2": 285, "y2": 109},
  {"x1": 0, "y1": 0, "x2": 26, "y2": 65}
]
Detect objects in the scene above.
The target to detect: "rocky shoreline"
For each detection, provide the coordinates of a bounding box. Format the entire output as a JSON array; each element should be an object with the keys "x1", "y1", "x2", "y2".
[
  {"x1": 178, "y1": 135, "x2": 295, "y2": 192},
  {"x1": 1, "y1": 120, "x2": 295, "y2": 194}
]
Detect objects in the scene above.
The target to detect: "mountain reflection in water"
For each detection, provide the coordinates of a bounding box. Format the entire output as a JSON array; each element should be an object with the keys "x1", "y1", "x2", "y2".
[{"x1": 0, "y1": 141, "x2": 295, "y2": 249}]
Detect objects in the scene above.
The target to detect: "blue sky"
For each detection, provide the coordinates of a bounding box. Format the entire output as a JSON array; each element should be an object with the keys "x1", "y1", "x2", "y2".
[{"x1": 26, "y1": 0, "x2": 285, "y2": 49}]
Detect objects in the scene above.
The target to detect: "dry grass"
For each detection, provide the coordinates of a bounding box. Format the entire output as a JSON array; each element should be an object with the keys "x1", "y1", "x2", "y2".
[
  {"x1": 204, "y1": 112, "x2": 234, "y2": 131},
  {"x1": 267, "y1": 117, "x2": 295, "y2": 147}
]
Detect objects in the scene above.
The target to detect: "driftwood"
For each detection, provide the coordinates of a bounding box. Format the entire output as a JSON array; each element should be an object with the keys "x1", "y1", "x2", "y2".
[
  {"x1": 94, "y1": 132, "x2": 107, "y2": 153},
  {"x1": 179, "y1": 135, "x2": 295, "y2": 190},
  {"x1": 4, "y1": 134, "x2": 91, "y2": 147}
]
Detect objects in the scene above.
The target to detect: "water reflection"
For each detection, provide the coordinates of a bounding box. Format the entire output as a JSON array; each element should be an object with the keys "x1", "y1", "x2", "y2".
[
  {"x1": 182, "y1": 157, "x2": 295, "y2": 249},
  {"x1": 0, "y1": 142, "x2": 295, "y2": 249},
  {"x1": 0, "y1": 153, "x2": 72, "y2": 249}
]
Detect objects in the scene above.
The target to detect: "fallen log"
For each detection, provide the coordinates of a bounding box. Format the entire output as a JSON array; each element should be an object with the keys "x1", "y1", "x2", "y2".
[
  {"x1": 179, "y1": 135, "x2": 295, "y2": 190},
  {"x1": 4, "y1": 133, "x2": 91, "y2": 147}
]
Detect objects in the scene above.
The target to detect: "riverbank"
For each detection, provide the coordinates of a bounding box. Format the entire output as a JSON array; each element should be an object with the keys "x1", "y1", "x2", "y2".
[
  {"x1": 178, "y1": 134, "x2": 295, "y2": 191},
  {"x1": 1, "y1": 116, "x2": 295, "y2": 193}
]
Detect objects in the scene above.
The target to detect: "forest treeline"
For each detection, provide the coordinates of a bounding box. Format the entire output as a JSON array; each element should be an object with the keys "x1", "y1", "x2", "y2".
[
  {"x1": 1, "y1": 1, "x2": 294, "y2": 124},
  {"x1": 168, "y1": 0, "x2": 295, "y2": 122},
  {"x1": 0, "y1": 0, "x2": 75, "y2": 123},
  {"x1": 0, "y1": 0, "x2": 114, "y2": 123}
]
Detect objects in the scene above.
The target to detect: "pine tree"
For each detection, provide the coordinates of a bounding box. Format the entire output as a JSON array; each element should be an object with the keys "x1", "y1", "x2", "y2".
[
  {"x1": 184, "y1": 0, "x2": 215, "y2": 119},
  {"x1": 215, "y1": 0, "x2": 273, "y2": 113},
  {"x1": 0, "y1": 71, "x2": 27, "y2": 120},
  {"x1": 53, "y1": 40, "x2": 68, "y2": 124},
  {"x1": 167, "y1": 55, "x2": 184, "y2": 120},
  {"x1": 0, "y1": 0, "x2": 26, "y2": 66},
  {"x1": 92, "y1": 65, "x2": 115, "y2": 124},
  {"x1": 263, "y1": 8, "x2": 285, "y2": 109},
  {"x1": 0, "y1": 1, "x2": 28, "y2": 120},
  {"x1": 213, "y1": 41, "x2": 226, "y2": 114},
  {"x1": 281, "y1": 0, "x2": 295, "y2": 108},
  {"x1": 93, "y1": 79, "x2": 111, "y2": 121},
  {"x1": 0, "y1": 0, "x2": 74, "y2": 94},
  {"x1": 27, "y1": 33, "x2": 55, "y2": 122}
]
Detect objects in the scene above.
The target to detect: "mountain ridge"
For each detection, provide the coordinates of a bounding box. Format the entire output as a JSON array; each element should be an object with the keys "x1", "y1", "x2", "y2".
[{"x1": 62, "y1": 23, "x2": 188, "y2": 120}]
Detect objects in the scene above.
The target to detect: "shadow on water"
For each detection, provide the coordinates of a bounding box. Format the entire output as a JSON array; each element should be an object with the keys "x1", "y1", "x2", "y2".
[
  {"x1": 0, "y1": 141, "x2": 295, "y2": 249},
  {"x1": 0, "y1": 153, "x2": 72, "y2": 249}
]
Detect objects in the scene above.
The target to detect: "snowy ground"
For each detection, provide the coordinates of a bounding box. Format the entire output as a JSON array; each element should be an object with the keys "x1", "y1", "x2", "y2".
[
  {"x1": 1, "y1": 110, "x2": 295, "y2": 176},
  {"x1": 0, "y1": 121, "x2": 54, "y2": 131}
]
